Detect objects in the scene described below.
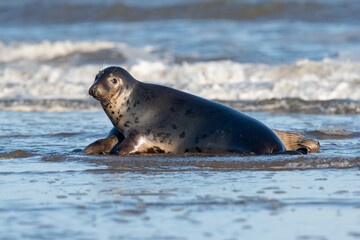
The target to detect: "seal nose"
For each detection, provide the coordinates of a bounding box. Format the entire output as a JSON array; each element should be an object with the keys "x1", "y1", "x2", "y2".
[{"x1": 89, "y1": 85, "x2": 98, "y2": 97}]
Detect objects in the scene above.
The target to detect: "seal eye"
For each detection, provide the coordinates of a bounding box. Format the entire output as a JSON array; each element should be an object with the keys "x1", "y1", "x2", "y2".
[{"x1": 110, "y1": 78, "x2": 117, "y2": 84}]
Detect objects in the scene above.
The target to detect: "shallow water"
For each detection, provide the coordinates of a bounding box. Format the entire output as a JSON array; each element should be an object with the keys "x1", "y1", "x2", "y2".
[
  {"x1": 2, "y1": 167, "x2": 360, "y2": 240},
  {"x1": 1, "y1": 110, "x2": 360, "y2": 239}
]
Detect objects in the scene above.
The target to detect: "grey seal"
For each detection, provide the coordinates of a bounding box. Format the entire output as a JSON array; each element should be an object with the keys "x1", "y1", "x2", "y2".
[{"x1": 84, "y1": 66, "x2": 319, "y2": 155}]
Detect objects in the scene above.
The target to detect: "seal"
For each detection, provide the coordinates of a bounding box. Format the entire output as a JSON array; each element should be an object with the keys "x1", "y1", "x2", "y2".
[{"x1": 84, "y1": 66, "x2": 319, "y2": 156}]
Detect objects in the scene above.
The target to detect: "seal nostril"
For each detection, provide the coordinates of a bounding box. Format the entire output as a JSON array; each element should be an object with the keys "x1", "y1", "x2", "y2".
[{"x1": 89, "y1": 86, "x2": 98, "y2": 96}]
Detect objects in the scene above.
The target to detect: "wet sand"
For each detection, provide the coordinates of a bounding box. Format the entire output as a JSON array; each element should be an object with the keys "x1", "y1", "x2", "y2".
[
  {"x1": 1, "y1": 111, "x2": 360, "y2": 240},
  {"x1": 1, "y1": 162, "x2": 360, "y2": 240}
]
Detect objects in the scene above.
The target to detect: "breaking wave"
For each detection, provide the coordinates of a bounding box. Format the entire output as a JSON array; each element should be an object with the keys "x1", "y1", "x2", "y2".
[{"x1": 1, "y1": 40, "x2": 360, "y2": 113}]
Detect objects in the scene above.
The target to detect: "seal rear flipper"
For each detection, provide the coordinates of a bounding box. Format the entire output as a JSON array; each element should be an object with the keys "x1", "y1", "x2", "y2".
[
  {"x1": 271, "y1": 147, "x2": 308, "y2": 155},
  {"x1": 273, "y1": 129, "x2": 320, "y2": 153},
  {"x1": 295, "y1": 147, "x2": 308, "y2": 155}
]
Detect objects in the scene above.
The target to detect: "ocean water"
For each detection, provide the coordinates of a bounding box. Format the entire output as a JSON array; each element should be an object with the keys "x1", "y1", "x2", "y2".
[{"x1": 1, "y1": 0, "x2": 360, "y2": 239}]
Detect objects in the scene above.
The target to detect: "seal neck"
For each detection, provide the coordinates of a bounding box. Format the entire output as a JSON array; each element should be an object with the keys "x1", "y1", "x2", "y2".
[{"x1": 101, "y1": 81, "x2": 139, "y2": 131}]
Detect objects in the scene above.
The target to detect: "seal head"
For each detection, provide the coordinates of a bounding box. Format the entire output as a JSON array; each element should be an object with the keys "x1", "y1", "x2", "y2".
[{"x1": 89, "y1": 66, "x2": 135, "y2": 103}]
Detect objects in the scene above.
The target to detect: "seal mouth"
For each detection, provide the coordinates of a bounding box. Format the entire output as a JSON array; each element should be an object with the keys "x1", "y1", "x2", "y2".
[
  {"x1": 92, "y1": 96, "x2": 102, "y2": 101},
  {"x1": 89, "y1": 93, "x2": 102, "y2": 101},
  {"x1": 98, "y1": 96, "x2": 113, "y2": 107}
]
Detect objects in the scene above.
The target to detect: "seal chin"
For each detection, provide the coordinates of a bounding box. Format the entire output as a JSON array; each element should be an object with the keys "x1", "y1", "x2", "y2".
[{"x1": 99, "y1": 96, "x2": 113, "y2": 107}]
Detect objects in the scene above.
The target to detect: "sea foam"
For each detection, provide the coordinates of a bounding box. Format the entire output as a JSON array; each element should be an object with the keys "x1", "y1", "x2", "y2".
[{"x1": 1, "y1": 41, "x2": 359, "y2": 103}]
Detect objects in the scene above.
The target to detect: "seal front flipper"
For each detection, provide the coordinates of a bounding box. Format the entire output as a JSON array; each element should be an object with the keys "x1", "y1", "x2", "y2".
[
  {"x1": 84, "y1": 127, "x2": 124, "y2": 155},
  {"x1": 115, "y1": 131, "x2": 145, "y2": 155}
]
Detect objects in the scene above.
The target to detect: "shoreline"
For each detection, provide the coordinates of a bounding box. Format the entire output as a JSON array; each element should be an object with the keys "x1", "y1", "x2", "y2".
[{"x1": 1, "y1": 98, "x2": 360, "y2": 114}]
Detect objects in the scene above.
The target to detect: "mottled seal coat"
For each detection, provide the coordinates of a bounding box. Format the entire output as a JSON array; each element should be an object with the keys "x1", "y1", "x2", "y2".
[{"x1": 84, "y1": 66, "x2": 318, "y2": 155}]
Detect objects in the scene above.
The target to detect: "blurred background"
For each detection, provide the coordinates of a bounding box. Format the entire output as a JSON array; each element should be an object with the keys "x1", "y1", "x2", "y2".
[{"x1": 1, "y1": 0, "x2": 360, "y2": 112}]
